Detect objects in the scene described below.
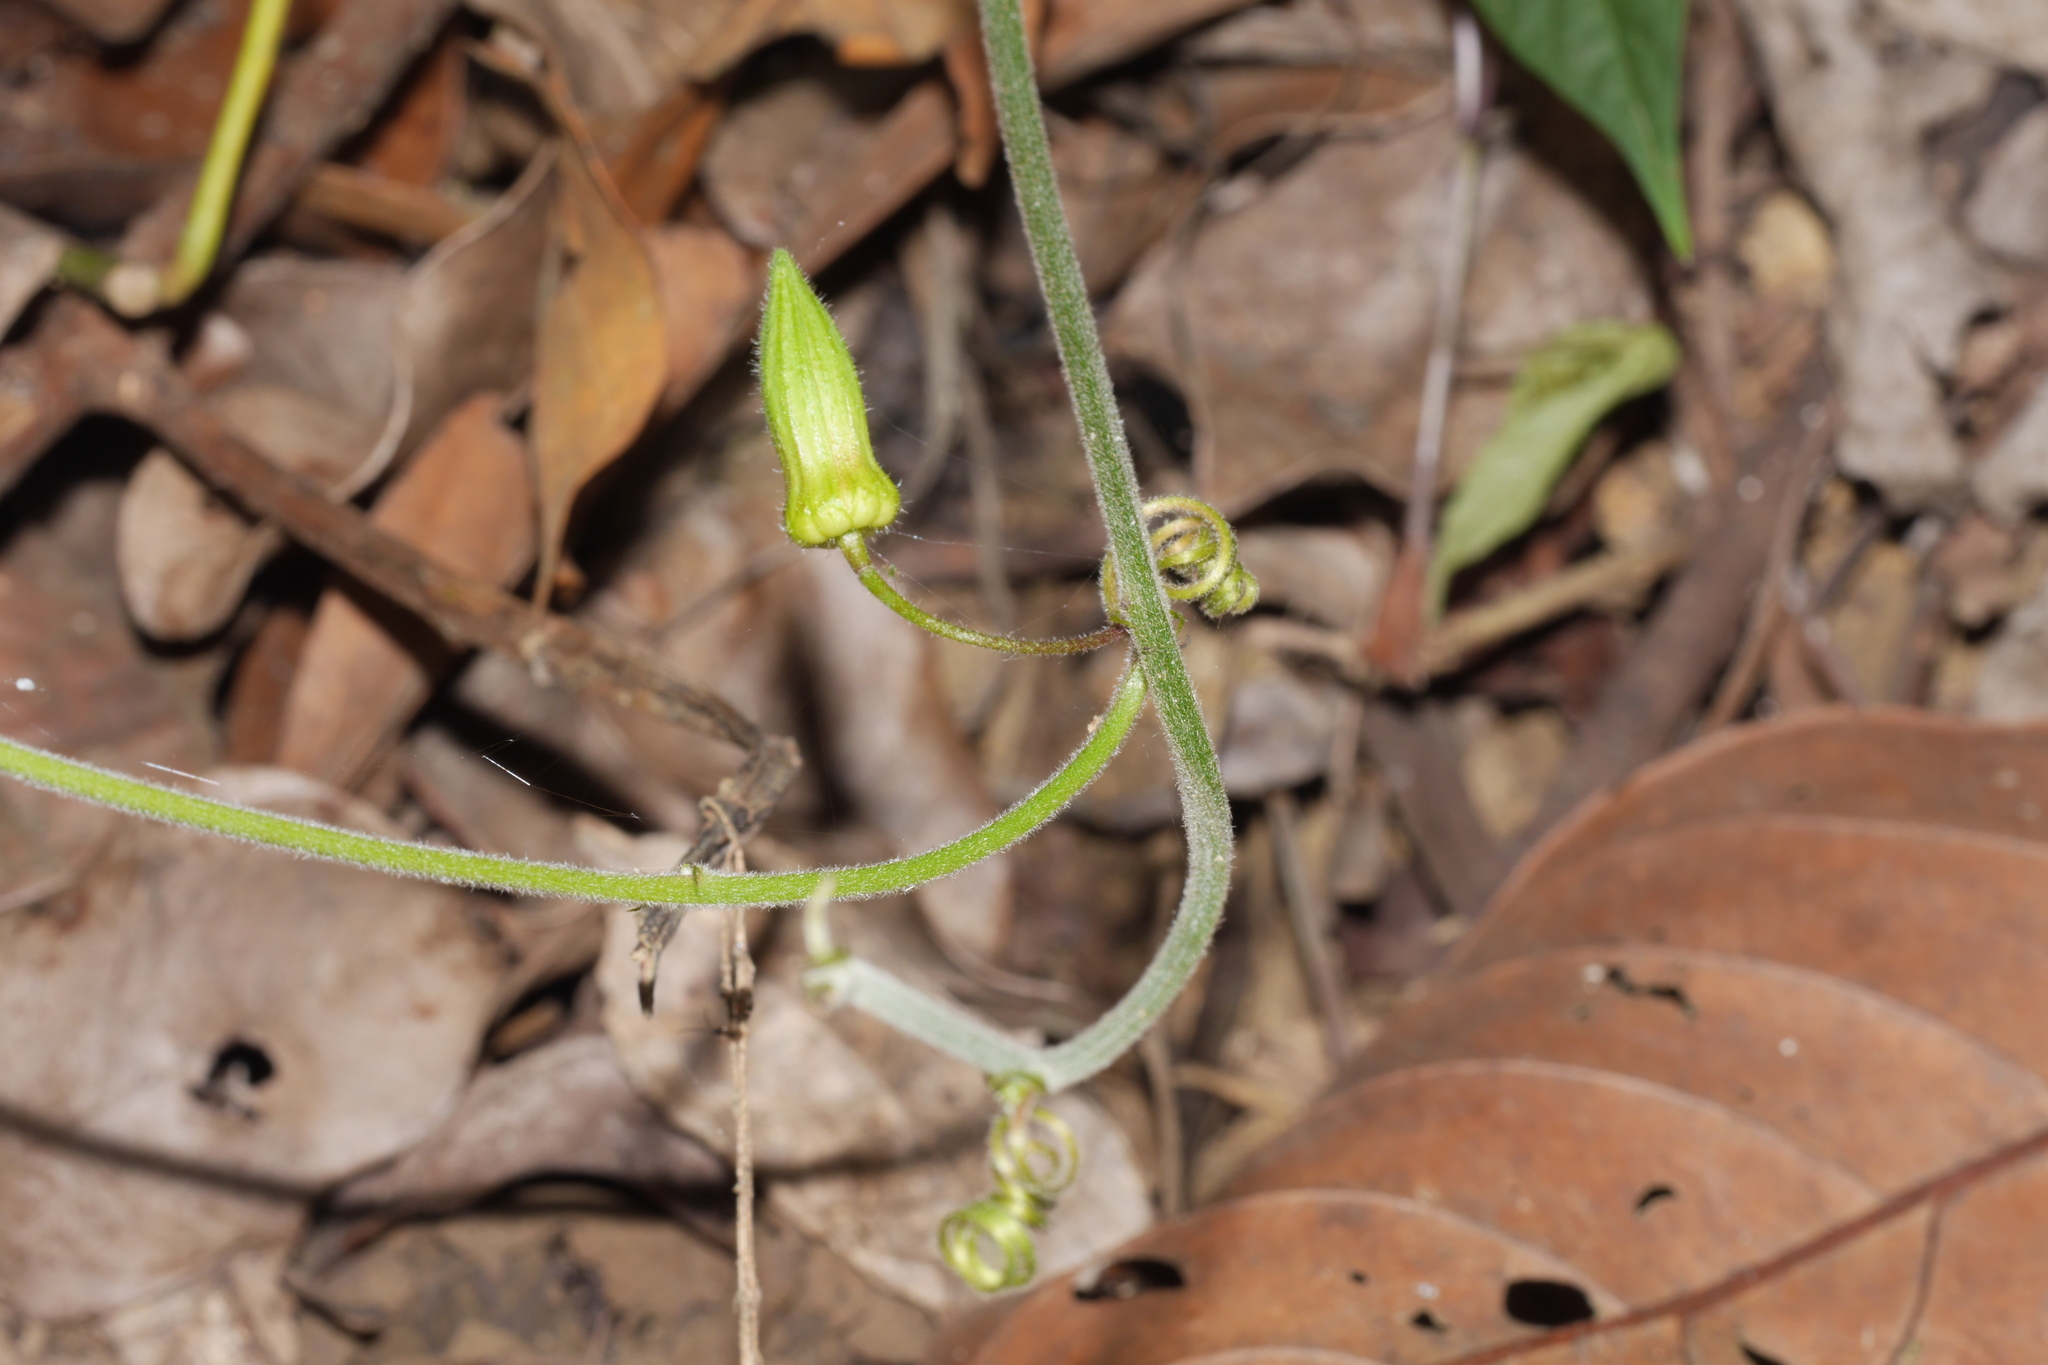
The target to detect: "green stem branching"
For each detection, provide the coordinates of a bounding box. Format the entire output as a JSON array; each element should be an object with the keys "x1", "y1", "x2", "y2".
[
  {"x1": 0, "y1": 656, "x2": 1141, "y2": 908},
  {"x1": 840, "y1": 532, "x2": 1122, "y2": 656}
]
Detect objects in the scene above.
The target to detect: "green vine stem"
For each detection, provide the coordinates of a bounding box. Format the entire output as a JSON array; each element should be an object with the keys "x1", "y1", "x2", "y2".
[
  {"x1": 0, "y1": 655, "x2": 1142, "y2": 908},
  {"x1": 160, "y1": 0, "x2": 294, "y2": 307},
  {"x1": 840, "y1": 532, "x2": 1123, "y2": 656},
  {"x1": 966, "y1": 0, "x2": 1237, "y2": 1081},
  {"x1": 0, "y1": 3, "x2": 1238, "y2": 1284}
]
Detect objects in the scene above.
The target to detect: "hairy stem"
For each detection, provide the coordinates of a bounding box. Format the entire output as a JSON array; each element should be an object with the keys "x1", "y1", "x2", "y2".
[
  {"x1": 0, "y1": 657, "x2": 1142, "y2": 907},
  {"x1": 841, "y1": 533, "x2": 1120, "y2": 655},
  {"x1": 970, "y1": 0, "x2": 1235, "y2": 1089}
]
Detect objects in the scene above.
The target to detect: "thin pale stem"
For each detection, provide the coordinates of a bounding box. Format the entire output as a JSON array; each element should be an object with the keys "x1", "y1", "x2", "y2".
[
  {"x1": 840, "y1": 533, "x2": 1118, "y2": 655},
  {"x1": 0, "y1": 656, "x2": 1143, "y2": 908},
  {"x1": 162, "y1": 0, "x2": 294, "y2": 305},
  {"x1": 972, "y1": 0, "x2": 1234, "y2": 1090},
  {"x1": 1406, "y1": 8, "x2": 1485, "y2": 579}
]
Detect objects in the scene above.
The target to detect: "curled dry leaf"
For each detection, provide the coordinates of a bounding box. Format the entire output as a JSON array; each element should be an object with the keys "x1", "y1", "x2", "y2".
[
  {"x1": 0, "y1": 768, "x2": 506, "y2": 1316},
  {"x1": 272, "y1": 394, "x2": 537, "y2": 787},
  {"x1": 529, "y1": 137, "x2": 668, "y2": 607},
  {"x1": 966, "y1": 709, "x2": 2048, "y2": 1362}
]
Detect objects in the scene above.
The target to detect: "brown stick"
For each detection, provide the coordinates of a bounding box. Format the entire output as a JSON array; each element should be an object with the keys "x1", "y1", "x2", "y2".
[
  {"x1": 49, "y1": 300, "x2": 754, "y2": 751},
  {"x1": 1530, "y1": 355, "x2": 1833, "y2": 832}
]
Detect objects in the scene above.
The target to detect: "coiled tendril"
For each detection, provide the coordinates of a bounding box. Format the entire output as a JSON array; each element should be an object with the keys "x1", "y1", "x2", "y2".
[
  {"x1": 939, "y1": 1074, "x2": 1081, "y2": 1292},
  {"x1": 1101, "y1": 495, "x2": 1260, "y2": 624}
]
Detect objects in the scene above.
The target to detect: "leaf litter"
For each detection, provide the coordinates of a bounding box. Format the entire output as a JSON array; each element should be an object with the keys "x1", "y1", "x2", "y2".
[{"x1": 10, "y1": 0, "x2": 2048, "y2": 1360}]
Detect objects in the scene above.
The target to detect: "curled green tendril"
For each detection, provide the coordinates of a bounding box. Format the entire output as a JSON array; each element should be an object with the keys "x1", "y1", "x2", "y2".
[
  {"x1": 1101, "y1": 496, "x2": 1261, "y2": 624},
  {"x1": 941, "y1": 1076, "x2": 1080, "y2": 1292}
]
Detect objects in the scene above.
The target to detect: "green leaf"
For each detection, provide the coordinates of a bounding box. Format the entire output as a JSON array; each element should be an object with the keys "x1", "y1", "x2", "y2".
[
  {"x1": 1472, "y1": 0, "x2": 1693, "y2": 259},
  {"x1": 1427, "y1": 320, "x2": 1681, "y2": 614}
]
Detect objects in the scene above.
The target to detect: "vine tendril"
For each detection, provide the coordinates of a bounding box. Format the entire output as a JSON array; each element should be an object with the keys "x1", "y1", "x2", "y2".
[
  {"x1": 1101, "y1": 496, "x2": 1260, "y2": 624},
  {"x1": 939, "y1": 1074, "x2": 1081, "y2": 1292}
]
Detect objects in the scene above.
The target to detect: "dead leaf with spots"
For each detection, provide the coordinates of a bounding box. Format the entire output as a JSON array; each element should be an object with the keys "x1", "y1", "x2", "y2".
[
  {"x1": 968, "y1": 710, "x2": 2048, "y2": 1363},
  {"x1": 528, "y1": 136, "x2": 668, "y2": 609}
]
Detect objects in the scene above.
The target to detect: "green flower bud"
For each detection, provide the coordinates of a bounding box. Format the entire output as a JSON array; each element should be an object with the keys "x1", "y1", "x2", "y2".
[{"x1": 759, "y1": 248, "x2": 901, "y2": 547}]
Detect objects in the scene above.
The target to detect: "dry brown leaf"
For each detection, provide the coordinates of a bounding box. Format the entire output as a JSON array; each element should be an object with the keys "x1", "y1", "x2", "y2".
[
  {"x1": 617, "y1": 0, "x2": 971, "y2": 86},
  {"x1": 0, "y1": 203, "x2": 61, "y2": 338},
  {"x1": 788, "y1": 551, "x2": 1013, "y2": 963},
  {"x1": 388, "y1": 145, "x2": 556, "y2": 462},
  {"x1": 1873, "y1": 0, "x2": 2048, "y2": 75},
  {"x1": 298, "y1": 1196, "x2": 933, "y2": 1365},
  {"x1": 330, "y1": 1034, "x2": 724, "y2": 1215},
  {"x1": 115, "y1": 257, "x2": 406, "y2": 642},
  {"x1": 114, "y1": 450, "x2": 286, "y2": 643},
  {"x1": 0, "y1": 481, "x2": 216, "y2": 900},
  {"x1": 1965, "y1": 106, "x2": 2048, "y2": 265},
  {"x1": 470, "y1": 0, "x2": 662, "y2": 117},
  {"x1": 967, "y1": 710, "x2": 2048, "y2": 1362},
  {"x1": 1104, "y1": 103, "x2": 1652, "y2": 511},
  {"x1": 528, "y1": 137, "x2": 668, "y2": 608},
  {"x1": 0, "y1": 768, "x2": 505, "y2": 1316},
  {"x1": 0, "y1": 0, "x2": 243, "y2": 224},
  {"x1": 354, "y1": 27, "x2": 467, "y2": 187},
  {"x1": 1235, "y1": 525, "x2": 1393, "y2": 633},
  {"x1": 647, "y1": 223, "x2": 763, "y2": 414},
  {"x1": 272, "y1": 395, "x2": 536, "y2": 786},
  {"x1": 1037, "y1": 0, "x2": 1259, "y2": 86},
  {"x1": 701, "y1": 70, "x2": 956, "y2": 270}
]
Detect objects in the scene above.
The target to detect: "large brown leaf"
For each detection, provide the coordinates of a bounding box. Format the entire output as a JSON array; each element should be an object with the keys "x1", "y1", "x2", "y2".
[{"x1": 965, "y1": 710, "x2": 2048, "y2": 1362}]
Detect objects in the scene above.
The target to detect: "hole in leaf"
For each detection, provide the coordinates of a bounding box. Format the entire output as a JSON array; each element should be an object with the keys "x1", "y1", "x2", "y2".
[
  {"x1": 1349, "y1": 1270, "x2": 1369, "y2": 1285},
  {"x1": 1073, "y1": 1258, "x2": 1186, "y2": 1301},
  {"x1": 1409, "y1": 1310, "x2": 1448, "y2": 1333},
  {"x1": 1635, "y1": 1183, "x2": 1678, "y2": 1213},
  {"x1": 191, "y1": 1038, "x2": 275, "y2": 1118},
  {"x1": 1503, "y1": 1279, "x2": 1595, "y2": 1327},
  {"x1": 207, "y1": 1039, "x2": 275, "y2": 1088},
  {"x1": 1600, "y1": 966, "x2": 1695, "y2": 1017},
  {"x1": 1741, "y1": 1346, "x2": 1791, "y2": 1365}
]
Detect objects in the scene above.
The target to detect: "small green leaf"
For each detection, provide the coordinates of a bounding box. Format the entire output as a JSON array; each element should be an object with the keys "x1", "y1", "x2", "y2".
[
  {"x1": 1472, "y1": 0, "x2": 1693, "y2": 259},
  {"x1": 1428, "y1": 320, "x2": 1680, "y2": 614}
]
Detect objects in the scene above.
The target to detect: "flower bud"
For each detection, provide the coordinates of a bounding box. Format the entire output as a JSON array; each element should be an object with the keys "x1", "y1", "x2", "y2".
[{"x1": 758, "y1": 248, "x2": 901, "y2": 547}]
